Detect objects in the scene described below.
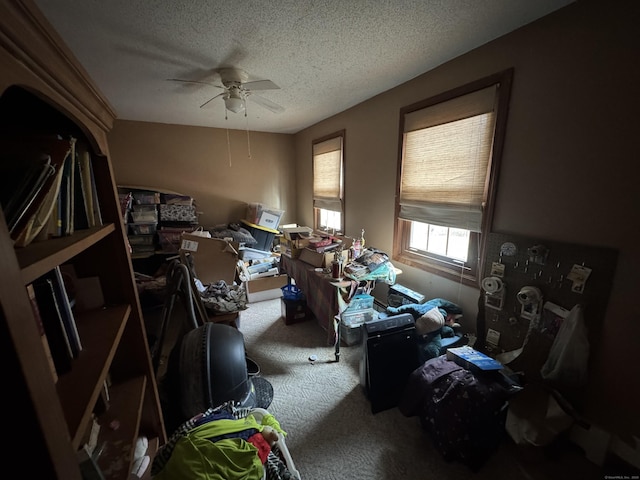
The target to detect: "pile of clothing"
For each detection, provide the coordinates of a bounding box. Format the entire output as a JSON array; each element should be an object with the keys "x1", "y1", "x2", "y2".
[
  {"x1": 197, "y1": 279, "x2": 248, "y2": 315},
  {"x1": 387, "y1": 298, "x2": 464, "y2": 363},
  {"x1": 152, "y1": 401, "x2": 299, "y2": 480}
]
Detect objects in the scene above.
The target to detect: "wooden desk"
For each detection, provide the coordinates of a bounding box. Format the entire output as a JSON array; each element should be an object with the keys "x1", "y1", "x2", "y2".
[
  {"x1": 281, "y1": 255, "x2": 402, "y2": 348},
  {"x1": 280, "y1": 255, "x2": 344, "y2": 346}
]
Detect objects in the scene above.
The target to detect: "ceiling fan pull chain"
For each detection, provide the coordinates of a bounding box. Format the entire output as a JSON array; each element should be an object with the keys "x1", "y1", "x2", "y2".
[
  {"x1": 226, "y1": 128, "x2": 232, "y2": 167},
  {"x1": 245, "y1": 112, "x2": 252, "y2": 161}
]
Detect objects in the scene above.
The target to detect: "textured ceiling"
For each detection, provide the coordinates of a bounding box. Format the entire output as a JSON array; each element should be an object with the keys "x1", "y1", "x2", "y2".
[{"x1": 34, "y1": 0, "x2": 574, "y2": 134}]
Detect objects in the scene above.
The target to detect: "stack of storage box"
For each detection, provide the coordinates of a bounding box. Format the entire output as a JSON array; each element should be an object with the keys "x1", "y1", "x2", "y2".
[
  {"x1": 241, "y1": 203, "x2": 285, "y2": 253},
  {"x1": 279, "y1": 226, "x2": 313, "y2": 259},
  {"x1": 128, "y1": 190, "x2": 160, "y2": 258},
  {"x1": 157, "y1": 193, "x2": 198, "y2": 253},
  {"x1": 245, "y1": 202, "x2": 284, "y2": 231}
]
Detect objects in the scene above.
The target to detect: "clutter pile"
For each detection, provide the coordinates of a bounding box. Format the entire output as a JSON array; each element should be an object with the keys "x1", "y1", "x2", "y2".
[{"x1": 118, "y1": 187, "x2": 199, "y2": 257}]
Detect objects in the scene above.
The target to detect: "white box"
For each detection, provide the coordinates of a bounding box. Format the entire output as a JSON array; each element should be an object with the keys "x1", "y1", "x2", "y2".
[
  {"x1": 248, "y1": 267, "x2": 280, "y2": 280},
  {"x1": 257, "y1": 209, "x2": 284, "y2": 229},
  {"x1": 245, "y1": 274, "x2": 288, "y2": 303},
  {"x1": 239, "y1": 247, "x2": 273, "y2": 261},
  {"x1": 280, "y1": 225, "x2": 313, "y2": 240},
  {"x1": 246, "y1": 202, "x2": 285, "y2": 229}
]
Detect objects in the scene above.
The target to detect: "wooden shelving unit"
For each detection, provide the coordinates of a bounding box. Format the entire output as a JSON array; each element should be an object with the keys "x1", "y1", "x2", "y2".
[{"x1": 0, "y1": 1, "x2": 166, "y2": 478}]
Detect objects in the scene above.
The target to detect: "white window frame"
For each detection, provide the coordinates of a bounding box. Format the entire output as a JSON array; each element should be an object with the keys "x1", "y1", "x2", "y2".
[
  {"x1": 393, "y1": 70, "x2": 513, "y2": 286},
  {"x1": 312, "y1": 131, "x2": 345, "y2": 233}
]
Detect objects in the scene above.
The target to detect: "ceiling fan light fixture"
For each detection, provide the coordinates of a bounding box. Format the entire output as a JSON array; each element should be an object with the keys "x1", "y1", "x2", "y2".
[{"x1": 224, "y1": 92, "x2": 245, "y2": 113}]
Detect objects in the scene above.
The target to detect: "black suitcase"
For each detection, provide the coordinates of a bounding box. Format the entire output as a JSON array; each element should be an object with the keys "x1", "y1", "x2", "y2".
[{"x1": 178, "y1": 322, "x2": 256, "y2": 420}]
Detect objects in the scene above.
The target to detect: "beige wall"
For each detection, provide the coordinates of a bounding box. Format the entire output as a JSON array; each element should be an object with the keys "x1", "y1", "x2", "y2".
[
  {"x1": 295, "y1": 0, "x2": 639, "y2": 437},
  {"x1": 108, "y1": 120, "x2": 296, "y2": 227}
]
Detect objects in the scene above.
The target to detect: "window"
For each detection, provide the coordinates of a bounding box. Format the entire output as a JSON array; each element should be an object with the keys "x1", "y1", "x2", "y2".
[
  {"x1": 394, "y1": 70, "x2": 512, "y2": 286},
  {"x1": 313, "y1": 131, "x2": 344, "y2": 233}
]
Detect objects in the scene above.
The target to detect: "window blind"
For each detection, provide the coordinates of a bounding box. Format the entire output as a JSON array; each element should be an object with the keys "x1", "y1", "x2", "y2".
[
  {"x1": 313, "y1": 136, "x2": 343, "y2": 212},
  {"x1": 399, "y1": 85, "x2": 497, "y2": 232}
]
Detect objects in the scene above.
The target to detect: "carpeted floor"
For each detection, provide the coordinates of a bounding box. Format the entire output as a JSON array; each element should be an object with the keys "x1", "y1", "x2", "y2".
[
  {"x1": 237, "y1": 298, "x2": 608, "y2": 480},
  {"x1": 151, "y1": 296, "x2": 608, "y2": 479}
]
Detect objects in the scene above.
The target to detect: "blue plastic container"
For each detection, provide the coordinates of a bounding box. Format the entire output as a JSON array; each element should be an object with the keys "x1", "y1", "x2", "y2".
[{"x1": 281, "y1": 284, "x2": 303, "y2": 301}]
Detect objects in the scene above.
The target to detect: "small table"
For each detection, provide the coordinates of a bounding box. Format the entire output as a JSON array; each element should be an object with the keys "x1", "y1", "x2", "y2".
[
  {"x1": 280, "y1": 255, "x2": 344, "y2": 346},
  {"x1": 280, "y1": 255, "x2": 400, "y2": 361}
]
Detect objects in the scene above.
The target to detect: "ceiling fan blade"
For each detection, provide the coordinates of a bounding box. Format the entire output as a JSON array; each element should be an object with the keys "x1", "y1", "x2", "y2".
[
  {"x1": 168, "y1": 78, "x2": 224, "y2": 89},
  {"x1": 248, "y1": 93, "x2": 284, "y2": 113},
  {"x1": 244, "y1": 79, "x2": 280, "y2": 91},
  {"x1": 199, "y1": 92, "x2": 225, "y2": 109}
]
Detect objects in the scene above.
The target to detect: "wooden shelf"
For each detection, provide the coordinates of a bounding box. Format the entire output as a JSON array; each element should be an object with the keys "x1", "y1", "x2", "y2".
[
  {"x1": 96, "y1": 376, "x2": 147, "y2": 480},
  {"x1": 17, "y1": 224, "x2": 116, "y2": 285},
  {"x1": 57, "y1": 304, "x2": 131, "y2": 448},
  {"x1": 0, "y1": 3, "x2": 166, "y2": 478}
]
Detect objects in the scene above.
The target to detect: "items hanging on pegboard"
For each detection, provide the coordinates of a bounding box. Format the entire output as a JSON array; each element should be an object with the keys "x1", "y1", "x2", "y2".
[
  {"x1": 478, "y1": 233, "x2": 618, "y2": 369},
  {"x1": 516, "y1": 286, "x2": 543, "y2": 320},
  {"x1": 481, "y1": 276, "x2": 506, "y2": 310}
]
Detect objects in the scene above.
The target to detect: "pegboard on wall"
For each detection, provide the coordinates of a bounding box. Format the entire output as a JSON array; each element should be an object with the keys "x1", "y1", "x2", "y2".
[{"x1": 478, "y1": 232, "x2": 618, "y2": 364}]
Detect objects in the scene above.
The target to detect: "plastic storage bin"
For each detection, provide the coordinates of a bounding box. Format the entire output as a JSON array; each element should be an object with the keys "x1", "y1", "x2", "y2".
[
  {"x1": 241, "y1": 219, "x2": 278, "y2": 252},
  {"x1": 130, "y1": 209, "x2": 158, "y2": 223},
  {"x1": 246, "y1": 203, "x2": 285, "y2": 230},
  {"x1": 281, "y1": 284, "x2": 303, "y2": 301},
  {"x1": 130, "y1": 223, "x2": 158, "y2": 235},
  {"x1": 340, "y1": 321, "x2": 364, "y2": 346},
  {"x1": 345, "y1": 293, "x2": 374, "y2": 312},
  {"x1": 341, "y1": 307, "x2": 377, "y2": 326},
  {"x1": 127, "y1": 234, "x2": 155, "y2": 245}
]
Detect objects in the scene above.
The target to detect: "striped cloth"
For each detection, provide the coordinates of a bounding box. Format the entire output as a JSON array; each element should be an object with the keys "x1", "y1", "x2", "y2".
[{"x1": 151, "y1": 401, "x2": 296, "y2": 479}]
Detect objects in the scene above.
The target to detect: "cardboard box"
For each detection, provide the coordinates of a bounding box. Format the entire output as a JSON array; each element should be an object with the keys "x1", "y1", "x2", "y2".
[
  {"x1": 279, "y1": 237, "x2": 308, "y2": 259},
  {"x1": 180, "y1": 233, "x2": 239, "y2": 284},
  {"x1": 299, "y1": 247, "x2": 348, "y2": 268},
  {"x1": 446, "y1": 346, "x2": 503, "y2": 372},
  {"x1": 281, "y1": 225, "x2": 313, "y2": 240},
  {"x1": 310, "y1": 231, "x2": 355, "y2": 250},
  {"x1": 245, "y1": 274, "x2": 288, "y2": 303},
  {"x1": 334, "y1": 234, "x2": 355, "y2": 250},
  {"x1": 205, "y1": 311, "x2": 240, "y2": 328}
]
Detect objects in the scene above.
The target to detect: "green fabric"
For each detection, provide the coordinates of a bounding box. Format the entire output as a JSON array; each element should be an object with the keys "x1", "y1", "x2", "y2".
[
  {"x1": 154, "y1": 416, "x2": 266, "y2": 480},
  {"x1": 259, "y1": 413, "x2": 286, "y2": 437}
]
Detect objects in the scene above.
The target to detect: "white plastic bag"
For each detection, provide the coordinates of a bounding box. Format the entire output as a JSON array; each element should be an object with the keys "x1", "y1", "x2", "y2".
[
  {"x1": 541, "y1": 304, "x2": 589, "y2": 387},
  {"x1": 190, "y1": 226, "x2": 211, "y2": 238}
]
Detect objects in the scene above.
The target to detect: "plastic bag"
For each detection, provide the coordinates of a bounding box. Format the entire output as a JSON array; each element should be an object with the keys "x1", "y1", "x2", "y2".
[
  {"x1": 540, "y1": 304, "x2": 589, "y2": 387},
  {"x1": 190, "y1": 226, "x2": 211, "y2": 238}
]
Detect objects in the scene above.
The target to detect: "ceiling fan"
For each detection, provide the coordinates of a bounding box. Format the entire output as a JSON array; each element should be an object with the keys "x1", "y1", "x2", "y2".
[{"x1": 169, "y1": 68, "x2": 284, "y2": 115}]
